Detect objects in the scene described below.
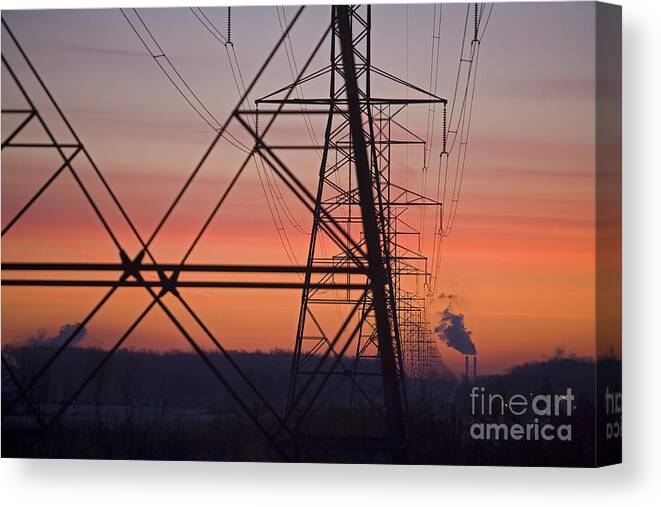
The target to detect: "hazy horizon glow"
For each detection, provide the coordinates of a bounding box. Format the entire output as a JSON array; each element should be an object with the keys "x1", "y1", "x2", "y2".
[{"x1": 1, "y1": 3, "x2": 603, "y2": 375}]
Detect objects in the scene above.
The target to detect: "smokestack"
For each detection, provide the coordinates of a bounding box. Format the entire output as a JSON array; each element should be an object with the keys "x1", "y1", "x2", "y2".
[
  {"x1": 473, "y1": 355, "x2": 477, "y2": 381},
  {"x1": 465, "y1": 355, "x2": 469, "y2": 382}
]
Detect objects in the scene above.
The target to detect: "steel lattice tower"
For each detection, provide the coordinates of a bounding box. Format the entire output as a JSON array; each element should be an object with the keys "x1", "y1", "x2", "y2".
[{"x1": 255, "y1": 6, "x2": 445, "y2": 458}]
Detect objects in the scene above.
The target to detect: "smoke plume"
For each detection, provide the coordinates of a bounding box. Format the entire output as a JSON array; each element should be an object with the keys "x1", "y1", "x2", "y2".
[
  {"x1": 28, "y1": 323, "x2": 87, "y2": 348},
  {"x1": 434, "y1": 308, "x2": 477, "y2": 355}
]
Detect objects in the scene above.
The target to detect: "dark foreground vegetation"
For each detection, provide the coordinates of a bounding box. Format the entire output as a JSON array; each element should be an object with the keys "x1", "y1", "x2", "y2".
[{"x1": 2, "y1": 346, "x2": 616, "y2": 465}]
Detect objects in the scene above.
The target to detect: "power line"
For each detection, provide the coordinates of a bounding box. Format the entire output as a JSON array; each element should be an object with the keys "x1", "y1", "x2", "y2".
[
  {"x1": 429, "y1": 3, "x2": 493, "y2": 296},
  {"x1": 187, "y1": 5, "x2": 307, "y2": 263},
  {"x1": 120, "y1": 8, "x2": 250, "y2": 153},
  {"x1": 419, "y1": 3, "x2": 444, "y2": 261}
]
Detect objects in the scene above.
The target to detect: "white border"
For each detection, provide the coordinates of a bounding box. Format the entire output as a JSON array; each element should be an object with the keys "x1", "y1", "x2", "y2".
[{"x1": 1, "y1": 0, "x2": 659, "y2": 505}]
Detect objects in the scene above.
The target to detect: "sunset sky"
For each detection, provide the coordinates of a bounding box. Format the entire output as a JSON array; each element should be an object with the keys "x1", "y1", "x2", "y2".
[{"x1": 1, "y1": 2, "x2": 600, "y2": 375}]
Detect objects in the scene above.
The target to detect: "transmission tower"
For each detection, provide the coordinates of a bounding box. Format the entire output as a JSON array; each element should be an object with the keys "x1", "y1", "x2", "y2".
[{"x1": 251, "y1": 6, "x2": 445, "y2": 459}]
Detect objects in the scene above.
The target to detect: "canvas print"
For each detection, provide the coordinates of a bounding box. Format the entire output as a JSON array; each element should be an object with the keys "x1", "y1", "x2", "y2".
[{"x1": 1, "y1": 2, "x2": 621, "y2": 466}]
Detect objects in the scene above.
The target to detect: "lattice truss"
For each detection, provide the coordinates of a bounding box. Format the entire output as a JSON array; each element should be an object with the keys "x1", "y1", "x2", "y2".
[
  {"x1": 262, "y1": 7, "x2": 447, "y2": 446},
  {"x1": 1, "y1": 4, "x2": 490, "y2": 461}
]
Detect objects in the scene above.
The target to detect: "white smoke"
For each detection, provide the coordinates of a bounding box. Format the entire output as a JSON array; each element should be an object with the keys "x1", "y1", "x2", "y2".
[{"x1": 28, "y1": 323, "x2": 87, "y2": 348}]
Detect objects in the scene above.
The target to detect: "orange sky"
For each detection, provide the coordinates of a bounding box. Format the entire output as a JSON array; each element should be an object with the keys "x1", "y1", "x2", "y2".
[{"x1": 1, "y1": 3, "x2": 608, "y2": 375}]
